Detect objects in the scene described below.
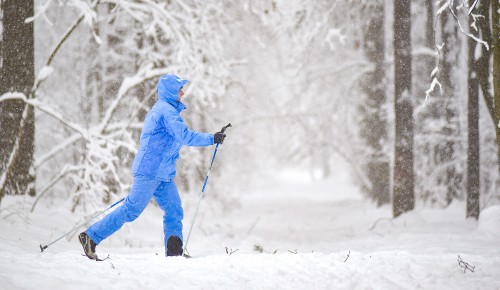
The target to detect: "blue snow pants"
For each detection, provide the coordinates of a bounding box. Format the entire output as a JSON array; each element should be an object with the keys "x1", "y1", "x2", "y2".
[{"x1": 86, "y1": 175, "x2": 183, "y2": 256}]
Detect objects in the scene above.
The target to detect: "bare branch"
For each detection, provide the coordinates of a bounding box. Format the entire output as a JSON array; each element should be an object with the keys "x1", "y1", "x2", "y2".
[
  {"x1": 0, "y1": 93, "x2": 90, "y2": 140},
  {"x1": 33, "y1": 0, "x2": 102, "y2": 94},
  {"x1": 225, "y1": 247, "x2": 239, "y2": 255},
  {"x1": 446, "y1": 2, "x2": 489, "y2": 50},
  {"x1": 30, "y1": 165, "x2": 85, "y2": 212},
  {"x1": 457, "y1": 255, "x2": 475, "y2": 273},
  {"x1": 468, "y1": 0, "x2": 480, "y2": 15},
  {"x1": 343, "y1": 250, "x2": 350, "y2": 262},
  {"x1": 46, "y1": 14, "x2": 84, "y2": 67},
  {"x1": 98, "y1": 65, "x2": 173, "y2": 134},
  {"x1": 34, "y1": 134, "x2": 82, "y2": 170}
]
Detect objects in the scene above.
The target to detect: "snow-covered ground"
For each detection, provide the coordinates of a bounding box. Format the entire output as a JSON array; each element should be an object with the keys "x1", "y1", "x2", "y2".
[{"x1": 1, "y1": 167, "x2": 499, "y2": 290}]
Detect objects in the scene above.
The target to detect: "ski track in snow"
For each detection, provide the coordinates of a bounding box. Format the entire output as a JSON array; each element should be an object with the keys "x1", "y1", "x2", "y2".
[{"x1": 1, "y1": 171, "x2": 500, "y2": 290}]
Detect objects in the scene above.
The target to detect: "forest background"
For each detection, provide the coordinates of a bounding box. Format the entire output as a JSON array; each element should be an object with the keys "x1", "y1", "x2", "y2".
[{"x1": 1, "y1": 0, "x2": 499, "y2": 222}]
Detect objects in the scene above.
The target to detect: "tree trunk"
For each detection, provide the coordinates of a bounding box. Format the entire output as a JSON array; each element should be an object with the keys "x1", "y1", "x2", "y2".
[
  {"x1": 393, "y1": 0, "x2": 414, "y2": 218},
  {"x1": 467, "y1": 18, "x2": 480, "y2": 219},
  {"x1": 438, "y1": 9, "x2": 462, "y2": 204},
  {"x1": 493, "y1": 0, "x2": 500, "y2": 174},
  {"x1": 414, "y1": 0, "x2": 436, "y2": 203},
  {"x1": 360, "y1": 2, "x2": 389, "y2": 206},
  {"x1": 0, "y1": 0, "x2": 35, "y2": 203},
  {"x1": 425, "y1": 0, "x2": 434, "y2": 49}
]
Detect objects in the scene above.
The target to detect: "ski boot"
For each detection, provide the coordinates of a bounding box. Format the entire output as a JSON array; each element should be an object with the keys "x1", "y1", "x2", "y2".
[
  {"x1": 166, "y1": 236, "x2": 183, "y2": 257},
  {"x1": 79, "y1": 232, "x2": 98, "y2": 260}
]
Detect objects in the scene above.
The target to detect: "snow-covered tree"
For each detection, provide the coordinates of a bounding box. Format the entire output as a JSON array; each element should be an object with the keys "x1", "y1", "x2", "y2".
[{"x1": 19, "y1": 0, "x2": 233, "y2": 211}]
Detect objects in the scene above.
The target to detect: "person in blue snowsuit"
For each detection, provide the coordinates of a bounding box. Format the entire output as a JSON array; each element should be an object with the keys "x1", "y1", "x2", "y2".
[{"x1": 79, "y1": 74, "x2": 226, "y2": 259}]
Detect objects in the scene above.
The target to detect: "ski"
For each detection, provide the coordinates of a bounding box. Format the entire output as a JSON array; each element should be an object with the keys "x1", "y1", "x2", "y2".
[{"x1": 81, "y1": 254, "x2": 110, "y2": 262}]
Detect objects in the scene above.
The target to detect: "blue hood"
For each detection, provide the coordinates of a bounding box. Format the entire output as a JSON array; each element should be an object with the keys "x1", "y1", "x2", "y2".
[{"x1": 157, "y1": 74, "x2": 189, "y2": 110}]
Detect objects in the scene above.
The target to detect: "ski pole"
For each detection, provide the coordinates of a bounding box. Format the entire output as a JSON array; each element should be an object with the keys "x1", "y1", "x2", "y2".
[
  {"x1": 183, "y1": 123, "x2": 231, "y2": 254},
  {"x1": 39, "y1": 197, "x2": 125, "y2": 252}
]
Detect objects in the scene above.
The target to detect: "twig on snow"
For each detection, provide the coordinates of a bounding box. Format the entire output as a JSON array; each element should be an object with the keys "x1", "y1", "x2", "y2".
[
  {"x1": 343, "y1": 250, "x2": 350, "y2": 262},
  {"x1": 225, "y1": 247, "x2": 239, "y2": 256},
  {"x1": 368, "y1": 218, "x2": 394, "y2": 231},
  {"x1": 458, "y1": 255, "x2": 475, "y2": 273}
]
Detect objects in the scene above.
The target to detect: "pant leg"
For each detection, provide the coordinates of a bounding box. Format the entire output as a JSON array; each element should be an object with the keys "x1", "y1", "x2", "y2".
[
  {"x1": 86, "y1": 176, "x2": 161, "y2": 244},
  {"x1": 153, "y1": 181, "x2": 184, "y2": 254}
]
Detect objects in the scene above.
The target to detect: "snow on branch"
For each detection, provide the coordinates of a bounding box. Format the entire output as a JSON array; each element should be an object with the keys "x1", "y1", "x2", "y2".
[
  {"x1": 467, "y1": 0, "x2": 480, "y2": 15},
  {"x1": 438, "y1": 0, "x2": 489, "y2": 50},
  {"x1": 25, "y1": 0, "x2": 54, "y2": 25},
  {"x1": 0, "y1": 95, "x2": 87, "y2": 198},
  {"x1": 98, "y1": 64, "x2": 173, "y2": 134},
  {"x1": 0, "y1": 92, "x2": 88, "y2": 140},
  {"x1": 426, "y1": 0, "x2": 489, "y2": 108},
  {"x1": 436, "y1": 1, "x2": 450, "y2": 16},
  {"x1": 67, "y1": 0, "x2": 98, "y2": 27},
  {"x1": 424, "y1": 78, "x2": 443, "y2": 106},
  {"x1": 1, "y1": 92, "x2": 136, "y2": 209}
]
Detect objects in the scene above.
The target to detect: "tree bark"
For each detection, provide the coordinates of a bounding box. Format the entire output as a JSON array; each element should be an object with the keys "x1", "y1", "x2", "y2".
[
  {"x1": 493, "y1": 0, "x2": 500, "y2": 174},
  {"x1": 0, "y1": 0, "x2": 35, "y2": 203},
  {"x1": 393, "y1": 0, "x2": 414, "y2": 218},
  {"x1": 467, "y1": 18, "x2": 480, "y2": 219}
]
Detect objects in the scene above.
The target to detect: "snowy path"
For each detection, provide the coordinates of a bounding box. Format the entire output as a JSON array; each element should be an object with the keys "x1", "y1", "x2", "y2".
[{"x1": 1, "y1": 173, "x2": 500, "y2": 289}]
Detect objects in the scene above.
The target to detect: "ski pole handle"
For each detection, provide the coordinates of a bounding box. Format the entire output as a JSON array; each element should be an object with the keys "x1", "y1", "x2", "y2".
[{"x1": 220, "y1": 123, "x2": 232, "y2": 134}]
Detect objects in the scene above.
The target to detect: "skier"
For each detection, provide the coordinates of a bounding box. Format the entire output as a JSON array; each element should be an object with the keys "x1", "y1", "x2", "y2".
[{"x1": 79, "y1": 74, "x2": 226, "y2": 259}]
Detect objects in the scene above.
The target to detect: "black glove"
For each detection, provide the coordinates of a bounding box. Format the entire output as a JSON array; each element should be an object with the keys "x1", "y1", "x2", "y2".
[{"x1": 214, "y1": 131, "x2": 226, "y2": 144}]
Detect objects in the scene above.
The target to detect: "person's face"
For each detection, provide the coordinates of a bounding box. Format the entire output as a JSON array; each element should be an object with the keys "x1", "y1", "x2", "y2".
[{"x1": 178, "y1": 87, "x2": 184, "y2": 100}]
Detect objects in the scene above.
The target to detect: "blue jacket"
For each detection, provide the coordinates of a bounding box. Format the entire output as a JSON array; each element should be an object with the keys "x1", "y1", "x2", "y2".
[{"x1": 132, "y1": 74, "x2": 214, "y2": 181}]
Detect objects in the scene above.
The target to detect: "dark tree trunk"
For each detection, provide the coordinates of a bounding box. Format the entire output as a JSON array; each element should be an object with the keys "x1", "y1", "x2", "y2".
[
  {"x1": 360, "y1": 1, "x2": 389, "y2": 206},
  {"x1": 425, "y1": 0, "x2": 434, "y2": 49},
  {"x1": 467, "y1": 28, "x2": 480, "y2": 219},
  {"x1": 493, "y1": 0, "x2": 500, "y2": 174},
  {"x1": 393, "y1": 0, "x2": 414, "y2": 218},
  {"x1": 438, "y1": 9, "x2": 462, "y2": 204},
  {"x1": 0, "y1": 0, "x2": 35, "y2": 203}
]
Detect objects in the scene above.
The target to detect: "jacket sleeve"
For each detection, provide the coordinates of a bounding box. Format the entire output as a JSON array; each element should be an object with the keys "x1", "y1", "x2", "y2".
[{"x1": 163, "y1": 113, "x2": 214, "y2": 146}]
